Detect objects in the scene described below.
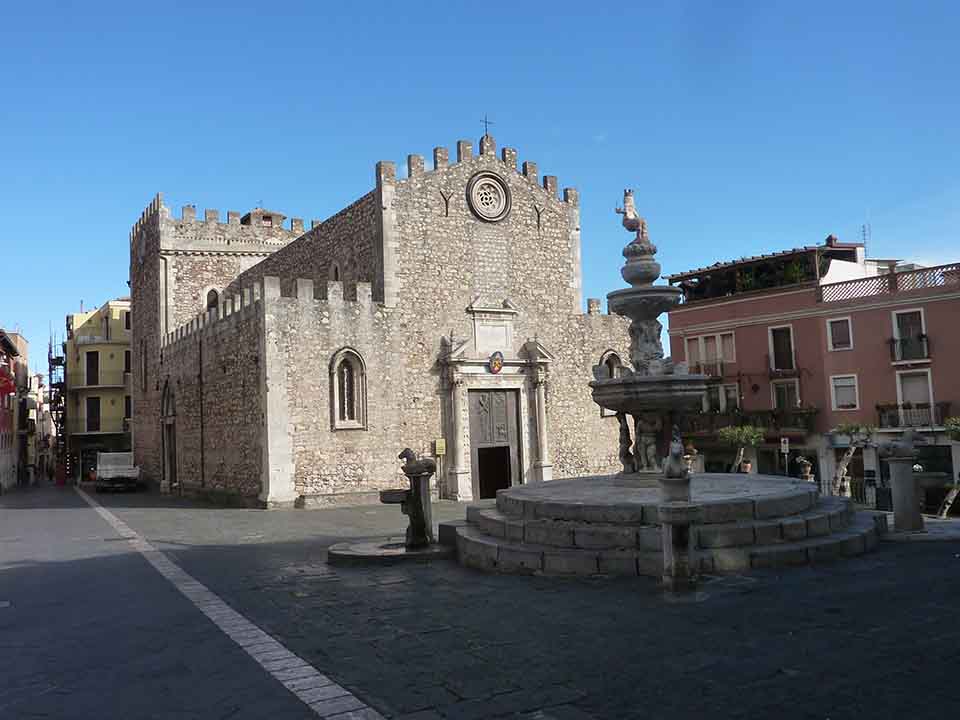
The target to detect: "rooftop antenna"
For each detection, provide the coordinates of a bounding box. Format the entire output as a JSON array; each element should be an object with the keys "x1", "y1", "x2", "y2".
[{"x1": 481, "y1": 114, "x2": 494, "y2": 137}]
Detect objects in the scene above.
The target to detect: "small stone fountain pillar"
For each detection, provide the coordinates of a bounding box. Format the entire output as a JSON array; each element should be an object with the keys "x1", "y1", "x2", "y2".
[
  {"x1": 658, "y1": 427, "x2": 702, "y2": 591},
  {"x1": 880, "y1": 429, "x2": 926, "y2": 532},
  {"x1": 658, "y1": 503, "x2": 703, "y2": 592},
  {"x1": 888, "y1": 457, "x2": 923, "y2": 532}
]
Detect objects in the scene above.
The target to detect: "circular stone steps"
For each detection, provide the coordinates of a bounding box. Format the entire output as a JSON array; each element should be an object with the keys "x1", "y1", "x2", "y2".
[{"x1": 451, "y1": 474, "x2": 887, "y2": 577}]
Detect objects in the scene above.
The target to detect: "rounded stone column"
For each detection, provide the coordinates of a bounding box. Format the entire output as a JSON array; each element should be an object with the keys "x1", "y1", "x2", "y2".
[
  {"x1": 533, "y1": 367, "x2": 553, "y2": 482},
  {"x1": 446, "y1": 372, "x2": 472, "y2": 501}
]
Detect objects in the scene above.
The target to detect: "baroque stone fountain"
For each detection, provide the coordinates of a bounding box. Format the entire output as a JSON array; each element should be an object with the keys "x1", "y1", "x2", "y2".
[
  {"x1": 591, "y1": 189, "x2": 708, "y2": 481},
  {"x1": 447, "y1": 190, "x2": 886, "y2": 588}
]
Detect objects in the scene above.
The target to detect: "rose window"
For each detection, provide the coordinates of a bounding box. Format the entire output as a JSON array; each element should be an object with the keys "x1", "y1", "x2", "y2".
[{"x1": 467, "y1": 172, "x2": 511, "y2": 222}]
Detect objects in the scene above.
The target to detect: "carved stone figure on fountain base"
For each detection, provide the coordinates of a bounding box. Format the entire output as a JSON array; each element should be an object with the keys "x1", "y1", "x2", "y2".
[
  {"x1": 633, "y1": 414, "x2": 663, "y2": 472},
  {"x1": 629, "y1": 318, "x2": 665, "y2": 375}
]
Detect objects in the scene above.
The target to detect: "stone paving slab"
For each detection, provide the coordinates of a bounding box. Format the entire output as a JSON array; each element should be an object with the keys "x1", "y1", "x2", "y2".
[
  {"x1": 11, "y1": 486, "x2": 959, "y2": 719},
  {"x1": 881, "y1": 513, "x2": 960, "y2": 542}
]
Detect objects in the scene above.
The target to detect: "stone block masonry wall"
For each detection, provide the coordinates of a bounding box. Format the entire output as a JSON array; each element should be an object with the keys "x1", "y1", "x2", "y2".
[
  {"x1": 159, "y1": 293, "x2": 266, "y2": 500},
  {"x1": 384, "y1": 137, "x2": 630, "y2": 482},
  {"x1": 130, "y1": 197, "x2": 298, "y2": 488},
  {"x1": 130, "y1": 195, "x2": 164, "y2": 487},
  {"x1": 265, "y1": 280, "x2": 407, "y2": 502},
  {"x1": 160, "y1": 206, "x2": 301, "y2": 332},
  {"x1": 550, "y1": 315, "x2": 631, "y2": 477},
  {"x1": 227, "y1": 192, "x2": 380, "y2": 301}
]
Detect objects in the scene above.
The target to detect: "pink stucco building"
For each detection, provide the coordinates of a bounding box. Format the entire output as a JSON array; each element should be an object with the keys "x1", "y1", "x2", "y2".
[{"x1": 666, "y1": 236, "x2": 960, "y2": 498}]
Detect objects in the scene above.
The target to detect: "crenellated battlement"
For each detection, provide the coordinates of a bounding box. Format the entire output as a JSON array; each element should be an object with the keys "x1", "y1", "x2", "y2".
[
  {"x1": 172, "y1": 205, "x2": 305, "y2": 234},
  {"x1": 130, "y1": 192, "x2": 163, "y2": 245},
  {"x1": 386, "y1": 135, "x2": 578, "y2": 204},
  {"x1": 160, "y1": 276, "x2": 379, "y2": 350}
]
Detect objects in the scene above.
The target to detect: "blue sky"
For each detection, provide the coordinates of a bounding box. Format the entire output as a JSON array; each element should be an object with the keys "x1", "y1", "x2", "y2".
[{"x1": 2, "y1": 1, "x2": 958, "y2": 372}]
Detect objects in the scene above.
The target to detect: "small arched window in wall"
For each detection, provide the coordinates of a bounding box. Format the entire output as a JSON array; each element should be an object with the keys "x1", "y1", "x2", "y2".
[
  {"x1": 329, "y1": 263, "x2": 341, "y2": 282},
  {"x1": 601, "y1": 350, "x2": 624, "y2": 380},
  {"x1": 598, "y1": 350, "x2": 624, "y2": 418},
  {"x1": 206, "y1": 289, "x2": 220, "y2": 313},
  {"x1": 330, "y1": 348, "x2": 366, "y2": 430}
]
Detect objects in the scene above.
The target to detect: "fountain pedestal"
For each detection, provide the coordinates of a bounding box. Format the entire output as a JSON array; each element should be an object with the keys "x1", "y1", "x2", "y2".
[{"x1": 658, "y1": 502, "x2": 703, "y2": 592}]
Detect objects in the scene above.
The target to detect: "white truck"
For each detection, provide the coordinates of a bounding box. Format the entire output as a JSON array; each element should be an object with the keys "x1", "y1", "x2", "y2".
[{"x1": 95, "y1": 452, "x2": 141, "y2": 492}]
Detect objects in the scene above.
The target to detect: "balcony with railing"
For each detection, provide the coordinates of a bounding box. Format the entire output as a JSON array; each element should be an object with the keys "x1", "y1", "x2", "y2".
[
  {"x1": 876, "y1": 402, "x2": 950, "y2": 429},
  {"x1": 818, "y1": 262, "x2": 960, "y2": 303},
  {"x1": 691, "y1": 360, "x2": 727, "y2": 378},
  {"x1": 66, "y1": 371, "x2": 130, "y2": 389},
  {"x1": 765, "y1": 354, "x2": 800, "y2": 379},
  {"x1": 680, "y1": 408, "x2": 819, "y2": 437},
  {"x1": 66, "y1": 417, "x2": 130, "y2": 435},
  {"x1": 888, "y1": 336, "x2": 930, "y2": 362}
]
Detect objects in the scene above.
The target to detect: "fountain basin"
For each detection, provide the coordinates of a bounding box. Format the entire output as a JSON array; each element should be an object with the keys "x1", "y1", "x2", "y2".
[
  {"x1": 590, "y1": 373, "x2": 708, "y2": 415},
  {"x1": 607, "y1": 285, "x2": 683, "y2": 319}
]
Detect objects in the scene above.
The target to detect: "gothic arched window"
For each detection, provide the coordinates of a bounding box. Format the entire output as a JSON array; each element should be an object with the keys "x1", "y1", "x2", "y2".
[
  {"x1": 330, "y1": 348, "x2": 366, "y2": 430},
  {"x1": 206, "y1": 289, "x2": 220, "y2": 313},
  {"x1": 329, "y1": 263, "x2": 341, "y2": 282}
]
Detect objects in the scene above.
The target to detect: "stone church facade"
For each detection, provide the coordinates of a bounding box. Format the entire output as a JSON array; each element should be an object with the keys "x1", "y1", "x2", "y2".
[{"x1": 129, "y1": 135, "x2": 630, "y2": 506}]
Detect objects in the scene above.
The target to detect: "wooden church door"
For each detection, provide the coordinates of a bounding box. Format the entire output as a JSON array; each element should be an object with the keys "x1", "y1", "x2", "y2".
[{"x1": 468, "y1": 390, "x2": 520, "y2": 499}]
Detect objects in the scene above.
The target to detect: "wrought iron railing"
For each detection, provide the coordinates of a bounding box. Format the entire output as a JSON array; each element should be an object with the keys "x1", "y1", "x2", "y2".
[
  {"x1": 818, "y1": 262, "x2": 960, "y2": 303},
  {"x1": 765, "y1": 354, "x2": 798, "y2": 377},
  {"x1": 876, "y1": 402, "x2": 950, "y2": 428},
  {"x1": 888, "y1": 336, "x2": 930, "y2": 361},
  {"x1": 680, "y1": 408, "x2": 819, "y2": 435},
  {"x1": 692, "y1": 361, "x2": 726, "y2": 378}
]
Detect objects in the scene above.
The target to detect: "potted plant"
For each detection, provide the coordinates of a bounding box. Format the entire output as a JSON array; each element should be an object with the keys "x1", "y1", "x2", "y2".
[
  {"x1": 939, "y1": 417, "x2": 960, "y2": 517},
  {"x1": 945, "y1": 416, "x2": 960, "y2": 441},
  {"x1": 718, "y1": 425, "x2": 764, "y2": 473}
]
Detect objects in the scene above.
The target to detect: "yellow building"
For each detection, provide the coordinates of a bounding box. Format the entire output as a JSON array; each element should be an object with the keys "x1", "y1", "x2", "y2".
[{"x1": 64, "y1": 298, "x2": 132, "y2": 480}]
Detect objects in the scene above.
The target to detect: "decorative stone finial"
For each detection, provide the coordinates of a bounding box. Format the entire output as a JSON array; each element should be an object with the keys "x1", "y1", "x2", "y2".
[{"x1": 615, "y1": 189, "x2": 660, "y2": 287}]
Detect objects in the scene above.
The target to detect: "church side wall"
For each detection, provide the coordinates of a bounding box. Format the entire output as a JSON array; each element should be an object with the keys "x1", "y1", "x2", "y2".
[
  {"x1": 158, "y1": 298, "x2": 266, "y2": 500},
  {"x1": 265, "y1": 281, "x2": 409, "y2": 502},
  {"x1": 549, "y1": 315, "x2": 631, "y2": 477},
  {"x1": 227, "y1": 192, "x2": 380, "y2": 300}
]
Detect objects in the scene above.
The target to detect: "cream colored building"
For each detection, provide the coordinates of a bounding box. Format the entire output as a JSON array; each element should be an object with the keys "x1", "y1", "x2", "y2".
[{"x1": 64, "y1": 298, "x2": 132, "y2": 480}]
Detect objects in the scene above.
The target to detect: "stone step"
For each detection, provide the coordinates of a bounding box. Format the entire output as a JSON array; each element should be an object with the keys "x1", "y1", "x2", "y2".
[
  {"x1": 695, "y1": 496, "x2": 855, "y2": 549},
  {"x1": 455, "y1": 524, "x2": 664, "y2": 577},
  {"x1": 699, "y1": 513, "x2": 880, "y2": 573},
  {"x1": 466, "y1": 505, "x2": 662, "y2": 551},
  {"x1": 465, "y1": 496, "x2": 855, "y2": 552},
  {"x1": 458, "y1": 512, "x2": 883, "y2": 577},
  {"x1": 495, "y1": 482, "x2": 820, "y2": 526}
]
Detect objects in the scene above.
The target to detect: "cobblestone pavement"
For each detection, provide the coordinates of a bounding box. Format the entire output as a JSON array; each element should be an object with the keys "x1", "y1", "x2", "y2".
[{"x1": 4, "y1": 485, "x2": 960, "y2": 719}]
